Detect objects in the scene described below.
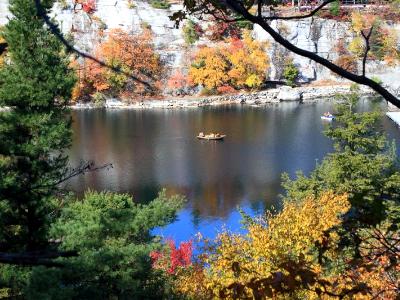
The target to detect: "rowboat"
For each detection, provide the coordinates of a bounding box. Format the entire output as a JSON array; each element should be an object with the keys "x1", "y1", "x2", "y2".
[
  {"x1": 197, "y1": 133, "x2": 226, "y2": 140},
  {"x1": 321, "y1": 115, "x2": 335, "y2": 121},
  {"x1": 321, "y1": 113, "x2": 335, "y2": 121}
]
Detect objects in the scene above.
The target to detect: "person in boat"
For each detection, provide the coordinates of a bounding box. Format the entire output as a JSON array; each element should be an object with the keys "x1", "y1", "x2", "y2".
[{"x1": 199, "y1": 132, "x2": 204, "y2": 137}]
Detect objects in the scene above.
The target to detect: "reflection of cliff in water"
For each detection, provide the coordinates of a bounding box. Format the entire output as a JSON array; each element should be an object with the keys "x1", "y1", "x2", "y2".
[{"x1": 66, "y1": 100, "x2": 400, "y2": 221}]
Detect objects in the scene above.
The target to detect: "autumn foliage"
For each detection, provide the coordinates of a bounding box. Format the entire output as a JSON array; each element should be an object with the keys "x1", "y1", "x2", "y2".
[
  {"x1": 172, "y1": 192, "x2": 350, "y2": 298},
  {"x1": 166, "y1": 70, "x2": 189, "y2": 95},
  {"x1": 333, "y1": 40, "x2": 358, "y2": 74},
  {"x1": 74, "y1": 29, "x2": 163, "y2": 101},
  {"x1": 74, "y1": 0, "x2": 96, "y2": 14},
  {"x1": 349, "y1": 12, "x2": 400, "y2": 65},
  {"x1": 168, "y1": 191, "x2": 399, "y2": 299},
  {"x1": 150, "y1": 239, "x2": 193, "y2": 275},
  {"x1": 205, "y1": 20, "x2": 241, "y2": 41},
  {"x1": 189, "y1": 31, "x2": 269, "y2": 92}
]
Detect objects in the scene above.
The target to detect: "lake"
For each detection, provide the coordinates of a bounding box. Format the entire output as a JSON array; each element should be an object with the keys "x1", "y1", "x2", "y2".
[{"x1": 66, "y1": 99, "x2": 400, "y2": 243}]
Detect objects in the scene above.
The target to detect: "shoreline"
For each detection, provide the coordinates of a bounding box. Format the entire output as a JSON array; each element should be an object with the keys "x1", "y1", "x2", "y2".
[{"x1": 71, "y1": 85, "x2": 375, "y2": 110}]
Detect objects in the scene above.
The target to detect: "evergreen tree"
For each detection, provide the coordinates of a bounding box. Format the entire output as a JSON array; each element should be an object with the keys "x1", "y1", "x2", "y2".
[
  {"x1": 183, "y1": 19, "x2": 200, "y2": 45},
  {"x1": 282, "y1": 88, "x2": 400, "y2": 253},
  {"x1": 0, "y1": 0, "x2": 75, "y2": 255},
  {"x1": 26, "y1": 190, "x2": 184, "y2": 299}
]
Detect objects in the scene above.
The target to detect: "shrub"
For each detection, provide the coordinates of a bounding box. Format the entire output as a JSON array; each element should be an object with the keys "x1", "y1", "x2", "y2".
[
  {"x1": 92, "y1": 92, "x2": 106, "y2": 106},
  {"x1": 334, "y1": 55, "x2": 358, "y2": 73},
  {"x1": 183, "y1": 20, "x2": 200, "y2": 45},
  {"x1": 150, "y1": 0, "x2": 171, "y2": 9},
  {"x1": 127, "y1": 0, "x2": 136, "y2": 9},
  {"x1": 348, "y1": 36, "x2": 365, "y2": 57},
  {"x1": 245, "y1": 74, "x2": 263, "y2": 89},
  {"x1": 82, "y1": 0, "x2": 96, "y2": 14},
  {"x1": 205, "y1": 21, "x2": 241, "y2": 41},
  {"x1": 371, "y1": 76, "x2": 383, "y2": 84},
  {"x1": 59, "y1": 0, "x2": 69, "y2": 10},
  {"x1": 167, "y1": 70, "x2": 189, "y2": 95},
  {"x1": 329, "y1": 0, "x2": 340, "y2": 16},
  {"x1": 283, "y1": 61, "x2": 299, "y2": 86},
  {"x1": 171, "y1": 92, "x2": 400, "y2": 300},
  {"x1": 199, "y1": 88, "x2": 216, "y2": 96},
  {"x1": 333, "y1": 40, "x2": 358, "y2": 74},
  {"x1": 236, "y1": 18, "x2": 253, "y2": 30},
  {"x1": 217, "y1": 85, "x2": 236, "y2": 94},
  {"x1": 151, "y1": 239, "x2": 193, "y2": 275},
  {"x1": 141, "y1": 21, "x2": 151, "y2": 30}
]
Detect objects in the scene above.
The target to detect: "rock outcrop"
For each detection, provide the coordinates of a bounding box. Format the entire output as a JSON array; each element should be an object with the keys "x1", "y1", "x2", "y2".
[
  {"x1": 1, "y1": 1, "x2": 400, "y2": 91},
  {"x1": 71, "y1": 85, "x2": 374, "y2": 109},
  {"x1": 277, "y1": 87, "x2": 302, "y2": 101}
]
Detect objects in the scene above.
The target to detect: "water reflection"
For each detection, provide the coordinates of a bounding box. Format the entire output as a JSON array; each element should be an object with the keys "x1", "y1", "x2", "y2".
[{"x1": 66, "y1": 100, "x2": 400, "y2": 242}]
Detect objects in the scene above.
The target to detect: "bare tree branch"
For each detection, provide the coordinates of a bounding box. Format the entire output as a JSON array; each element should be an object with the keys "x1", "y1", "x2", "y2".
[
  {"x1": 32, "y1": 161, "x2": 113, "y2": 191},
  {"x1": 57, "y1": 161, "x2": 113, "y2": 187},
  {"x1": 0, "y1": 250, "x2": 78, "y2": 267},
  {"x1": 361, "y1": 26, "x2": 373, "y2": 77},
  {"x1": 263, "y1": 0, "x2": 335, "y2": 21},
  {"x1": 225, "y1": 0, "x2": 400, "y2": 107}
]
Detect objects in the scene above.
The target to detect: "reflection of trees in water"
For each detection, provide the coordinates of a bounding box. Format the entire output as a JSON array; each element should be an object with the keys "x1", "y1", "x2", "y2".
[
  {"x1": 67, "y1": 106, "x2": 305, "y2": 217},
  {"x1": 198, "y1": 106, "x2": 271, "y2": 142},
  {"x1": 192, "y1": 179, "x2": 245, "y2": 219},
  {"x1": 67, "y1": 104, "x2": 354, "y2": 222}
]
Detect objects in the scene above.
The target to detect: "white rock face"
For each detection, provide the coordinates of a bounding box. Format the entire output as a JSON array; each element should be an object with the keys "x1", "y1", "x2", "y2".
[
  {"x1": 277, "y1": 86, "x2": 302, "y2": 101},
  {"x1": 1, "y1": 1, "x2": 400, "y2": 90},
  {"x1": 48, "y1": 0, "x2": 186, "y2": 68},
  {"x1": 105, "y1": 98, "x2": 125, "y2": 108},
  {"x1": 253, "y1": 18, "x2": 350, "y2": 82},
  {"x1": 0, "y1": 0, "x2": 10, "y2": 26}
]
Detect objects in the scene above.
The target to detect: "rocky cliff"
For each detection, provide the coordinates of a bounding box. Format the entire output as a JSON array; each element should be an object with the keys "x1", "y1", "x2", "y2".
[{"x1": 1, "y1": 0, "x2": 399, "y2": 90}]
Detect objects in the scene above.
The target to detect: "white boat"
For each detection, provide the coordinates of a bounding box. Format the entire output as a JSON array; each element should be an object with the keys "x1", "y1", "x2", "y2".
[{"x1": 321, "y1": 114, "x2": 335, "y2": 121}]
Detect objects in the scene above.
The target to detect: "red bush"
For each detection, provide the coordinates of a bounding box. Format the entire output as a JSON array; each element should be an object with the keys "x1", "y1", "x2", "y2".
[
  {"x1": 167, "y1": 71, "x2": 188, "y2": 91},
  {"x1": 81, "y1": 0, "x2": 96, "y2": 14},
  {"x1": 217, "y1": 85, "x2": 236, "y2": 94},
  {"x1": 206, "y1": 21, "x2": 241, "y2": 41},
  {"x1": 150, "y1": 239, "x2": 193, "y2": 275}
]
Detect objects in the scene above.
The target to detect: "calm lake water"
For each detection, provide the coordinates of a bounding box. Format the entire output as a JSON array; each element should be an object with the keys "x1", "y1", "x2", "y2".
[{"x1": 66, "y1": 99, "x2": 400, "y2": 243}]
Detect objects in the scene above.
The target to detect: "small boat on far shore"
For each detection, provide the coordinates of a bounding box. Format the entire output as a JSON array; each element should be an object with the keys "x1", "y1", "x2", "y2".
[{"x1": 197, "y1": 132, "x2": 226, "y2": 140}]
